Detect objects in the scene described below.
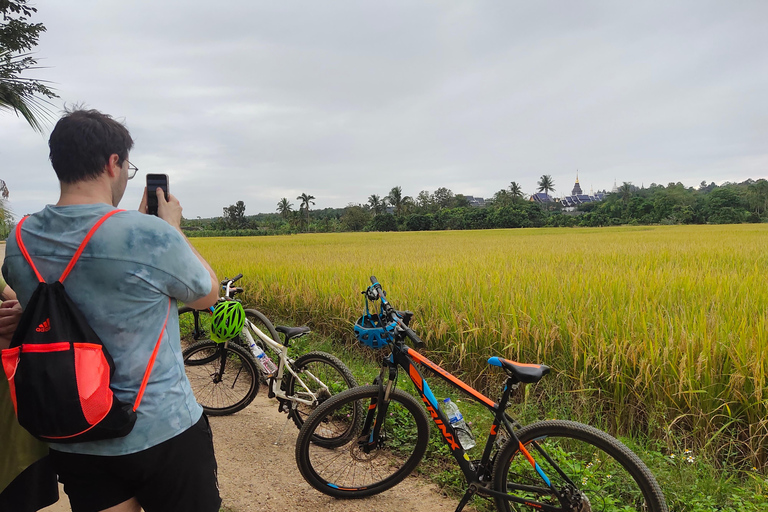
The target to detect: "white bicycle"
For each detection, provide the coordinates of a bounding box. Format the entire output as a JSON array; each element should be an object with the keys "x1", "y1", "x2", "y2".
[{"x1": 180, "y1": 274, "x2": 362, "y2": 445}]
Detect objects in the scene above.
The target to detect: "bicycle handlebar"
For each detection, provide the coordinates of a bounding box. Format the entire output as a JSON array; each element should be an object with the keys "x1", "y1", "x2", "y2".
[
  {"x1": 369, "y1": 275, "x2": 424, "y2": 348},
  {"x1": 221, "y1": 274, "x2": 243, "y2": 286},
  {"x1": 402, "y1": 326, "x2": 425, "y2": 348},
  {"x1": 220, "y1": 274, "x2": 244, "y2": 299}
]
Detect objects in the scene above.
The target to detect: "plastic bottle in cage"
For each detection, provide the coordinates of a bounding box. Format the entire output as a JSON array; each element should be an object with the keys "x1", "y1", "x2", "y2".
[
  {"x1": 249, "y1": 342, "x2": 278, "y2": 376},
  {"x1": 441, "y1": 398, "x2": 476, "y2": 450}
]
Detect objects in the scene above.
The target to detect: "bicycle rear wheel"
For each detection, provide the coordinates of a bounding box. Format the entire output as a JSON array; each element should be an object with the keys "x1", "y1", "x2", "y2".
[
  {"x1": 492, "y1": 420, "x2": 668, "y2": 512},
  {"x1": 285, "y1": 351, "x2": 361, "y2": 446},
  {"x1": 243, "y1": 308, "x2": 280, "y2": 349},
  {"x1": 183, "y1": 340, "x2": 260, "y2": 416},
  {"x1": 295, "y1": 385, "x2": 430, "y2": 499}
]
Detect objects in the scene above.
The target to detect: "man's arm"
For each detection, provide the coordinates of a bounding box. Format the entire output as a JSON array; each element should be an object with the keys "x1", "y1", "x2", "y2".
[
  {"x1": 140, "y1": 187, "x2": 219, "y2": 309},
  {"x1": 178, "y1": 237, "x2": 219, "y2": 310}
]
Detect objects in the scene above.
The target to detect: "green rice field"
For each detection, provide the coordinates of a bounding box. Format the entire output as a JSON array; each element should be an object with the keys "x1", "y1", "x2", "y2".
[{"x1": 191, "y1": 224, "x2": 767, "y2": 468}]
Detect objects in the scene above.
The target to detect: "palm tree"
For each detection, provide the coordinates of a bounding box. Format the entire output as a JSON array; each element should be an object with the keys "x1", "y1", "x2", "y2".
[
  {"x1": 386, "y1": 186, "x2": 413, "y2": 217},
  {"x1": 537, "y1": 175, "x2": 555, "y2": 198},
  {"x1": 509, "y1": 181, "x2": 524, "y2": 202},
  {"x1": 297, "y1": 193, "x2": 315, "y2": 232},
  {"x1": 400, "y1": 195, "x2": 415, "y2": 216},
  {"x1": 619, "y1": 182, "x2": 633, "y2": 205},
  {"x1": 276, "y1": 197, "x2": 293, "y2": 220},
  {"x1": 0, "y1": 49, "x2": 57, "y2": 132},
  {"x1": 368, "y1": 194, "x2": 387, "y2": 216},
  {"x1": 386, "y1": 187, "x2": 403, "y2": 216},
  {"x1": 619, "y1": 182, "x2": 633, "y2": 217}
]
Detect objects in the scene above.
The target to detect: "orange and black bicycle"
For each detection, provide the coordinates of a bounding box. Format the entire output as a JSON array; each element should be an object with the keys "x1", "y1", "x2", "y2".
[{"x1": 294, "y1": 276, "x2": 668, "y2": 512}]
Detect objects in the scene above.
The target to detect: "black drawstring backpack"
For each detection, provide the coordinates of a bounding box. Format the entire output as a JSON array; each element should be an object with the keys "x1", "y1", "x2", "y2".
[{"x1": 1, "y1": 210, "x2": 170, "y2": 443}]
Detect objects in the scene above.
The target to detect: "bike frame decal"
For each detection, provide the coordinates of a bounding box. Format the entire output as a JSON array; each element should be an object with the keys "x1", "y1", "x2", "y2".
[
  {"x1": 421, "y1": 394, "x2": 460, "y2": 451},
  {"x1": 409, "y1": 363, "x2": 423, "y2": 392},
  {"x1": 519, "y1": 441, "x2": 552, "y2": 487},
  {"x1": 406, "y1": 347, "x2": 496, "y2": 409},
  {"x1": 402, "y1": 358, "x2": 461, "y2": 451},
  {"x1": 420, "y1": 372, "x2": 439, "y2": 410}
]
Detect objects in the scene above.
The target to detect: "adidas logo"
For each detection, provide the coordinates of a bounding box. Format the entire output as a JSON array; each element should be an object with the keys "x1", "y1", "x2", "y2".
[{"x1": 36, "y1": 318, "x2": 51, "y2": 333}]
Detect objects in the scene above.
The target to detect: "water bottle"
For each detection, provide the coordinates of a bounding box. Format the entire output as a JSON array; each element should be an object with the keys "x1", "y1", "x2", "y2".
[
  {"x1": 442, "y1": 398, "x2": 476, "y2": 450},
  {"x1": 249, "y1": 342, "x2": 278, "y2": 376}
]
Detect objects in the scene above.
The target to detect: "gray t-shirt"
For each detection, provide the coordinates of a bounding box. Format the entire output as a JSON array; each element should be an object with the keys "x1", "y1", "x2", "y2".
[{"x1": 2, "y1": 203, "x2": 211, "y2": 456}]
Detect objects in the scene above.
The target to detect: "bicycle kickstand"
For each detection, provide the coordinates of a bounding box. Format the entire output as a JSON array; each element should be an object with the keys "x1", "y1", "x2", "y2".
[{"x1": 273, "y1": 413, "x2": 293, "y2": 446}]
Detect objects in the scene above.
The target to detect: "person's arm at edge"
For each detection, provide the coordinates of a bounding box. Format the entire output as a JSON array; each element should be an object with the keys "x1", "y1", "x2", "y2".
[
  {"x1": 140, "y1": 187, "x2": 219, "y2": 310},
  {"x1": 0, "y1": 285, "x2": 21, "y2": 350},
  {"x1": 1, "y1": 283, "x2": 17, "y2": 301}
]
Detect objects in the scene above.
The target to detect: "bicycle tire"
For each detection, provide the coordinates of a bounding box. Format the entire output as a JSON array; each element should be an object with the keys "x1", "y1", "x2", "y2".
[
  {"x1": 295, "y1": 384, "x2": 430, "y2": 499},
  {"x1": 241, "y1": 308, "x2": 281, "y2": 380},
  {"x1": 183, "y1": 340, "x2": 260, "y2": 416},
  {"x1": 492, "y1": 420, "x2": 668, "y2": 512},
  {"x1": 243, "y1": 308, "x2": 280, "y2": 350},
  {"x1": 286, "y1": 351, "x2": 361, "y2": 445},
  {"x1": 178, "y1": 306, "x2": 213, "y2": 350}
]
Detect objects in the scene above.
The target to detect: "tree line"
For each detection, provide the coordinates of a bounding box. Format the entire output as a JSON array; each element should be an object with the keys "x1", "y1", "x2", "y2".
[{"x1": 180, "y1": 178, "x2": 768, "y2": 236}]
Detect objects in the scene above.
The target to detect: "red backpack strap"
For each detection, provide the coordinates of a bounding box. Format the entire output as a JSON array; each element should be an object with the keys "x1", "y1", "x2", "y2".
[
  {"x1": 133, "y1": 298, "x2": 172, "y2": 411},
  {"x1": 15, "y1": 216, "x2": 45, "y2": 283},
  {"x1": 59, "y1": 209, "x2": 125, "y2": 283}
]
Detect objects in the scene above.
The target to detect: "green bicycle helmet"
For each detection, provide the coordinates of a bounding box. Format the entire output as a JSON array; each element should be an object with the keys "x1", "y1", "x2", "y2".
[{"x1": 210, "y1": 301, "x2": 245, "y2": 343}]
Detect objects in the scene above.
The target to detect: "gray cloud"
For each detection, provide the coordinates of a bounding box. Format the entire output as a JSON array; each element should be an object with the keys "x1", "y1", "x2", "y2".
[{"x1": 2, "y1": 0, "x2": 766, "y2": 219}]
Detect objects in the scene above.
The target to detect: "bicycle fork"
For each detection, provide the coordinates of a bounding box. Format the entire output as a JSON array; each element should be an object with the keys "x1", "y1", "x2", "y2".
[{"x1": 357, "y1": 361, "x2": 399, "y2": 452}]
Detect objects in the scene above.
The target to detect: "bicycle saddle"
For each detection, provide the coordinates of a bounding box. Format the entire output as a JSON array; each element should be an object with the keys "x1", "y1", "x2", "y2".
[
  {"x1": 487, "y1": 357, "x2": 550, "y2": 384},
  {"x1": 275, "y1": 325, "x2": 311, "y2": 342}
]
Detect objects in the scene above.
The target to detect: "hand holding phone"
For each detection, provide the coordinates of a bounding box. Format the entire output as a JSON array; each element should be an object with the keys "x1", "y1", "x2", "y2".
[{"x1": 146, "y1": 174, "x2": 169, "y2": 216}]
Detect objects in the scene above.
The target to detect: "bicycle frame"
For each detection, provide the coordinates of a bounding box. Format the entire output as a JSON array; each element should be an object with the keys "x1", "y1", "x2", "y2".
[
  {"x1": 191, "y1": 274, "x2": 332, "y2": 408},
  {"x1": 241, "y1": 318, "x2": 332, "y2": 407},
  {"x1": 363, "y1": 341, "x2": 570, "y2": 512}
]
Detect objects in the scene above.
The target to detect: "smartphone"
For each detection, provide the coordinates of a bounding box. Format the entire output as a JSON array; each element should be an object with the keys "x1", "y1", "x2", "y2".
[{"x1": 146, "y1": 174, "x2": 169, "y2": 216}]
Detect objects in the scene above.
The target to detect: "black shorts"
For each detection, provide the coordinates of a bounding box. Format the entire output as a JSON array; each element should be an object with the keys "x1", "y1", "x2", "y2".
[{"x1": 49, "y1": 415, "x2": 221, "y2": 512}]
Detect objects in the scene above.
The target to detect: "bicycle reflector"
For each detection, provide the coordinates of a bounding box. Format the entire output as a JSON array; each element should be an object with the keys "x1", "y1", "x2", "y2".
[{"x1": 210, "y1": 301, "x2": 245, "y2": 343}]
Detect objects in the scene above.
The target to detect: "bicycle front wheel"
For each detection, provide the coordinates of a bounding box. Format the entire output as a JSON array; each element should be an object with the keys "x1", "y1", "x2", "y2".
[
  {"x1": 285, "y1": 351, "x2": 361, "y2": 446},
  {"x1": 183, "y1": 340, "x2": 260, "y2": 416},
  {"x1": 492, "y1": 420, "x2": 668, "y2": 512},
  {"x1": 178, "y1": 306, "x2": 213, "y2": 350},
  {"x1": 295, "y1": 385, "x2": 430, "y2": 499}
]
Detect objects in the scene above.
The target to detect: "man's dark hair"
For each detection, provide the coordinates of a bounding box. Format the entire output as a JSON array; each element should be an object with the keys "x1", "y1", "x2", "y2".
[{"x1": 48, "y1": 109, "x2": 134, "y2": 184}]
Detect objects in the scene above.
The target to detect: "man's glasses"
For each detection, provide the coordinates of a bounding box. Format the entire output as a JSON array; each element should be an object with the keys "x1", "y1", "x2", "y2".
[{"x1": 126, "y1": 160, "x2": 139, "y2": 180}]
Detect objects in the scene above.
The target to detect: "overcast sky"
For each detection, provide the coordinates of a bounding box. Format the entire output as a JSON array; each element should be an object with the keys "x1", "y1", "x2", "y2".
[{"x1": 2, "y1": 1, "x2": 767, "y2": 219}]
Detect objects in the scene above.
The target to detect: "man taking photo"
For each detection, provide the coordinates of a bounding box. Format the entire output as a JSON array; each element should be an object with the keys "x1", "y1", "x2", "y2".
[{"x1": 2, "y1": 108, "x2": 221, "y2": 512}]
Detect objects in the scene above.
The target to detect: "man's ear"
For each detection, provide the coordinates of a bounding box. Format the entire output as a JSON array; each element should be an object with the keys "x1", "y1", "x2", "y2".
[{"x1": 105, "y1": 154, "x2": 121, "y2": 178}]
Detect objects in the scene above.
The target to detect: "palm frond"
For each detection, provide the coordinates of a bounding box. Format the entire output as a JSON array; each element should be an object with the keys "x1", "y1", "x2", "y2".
[{"x1": 0, "y1": 49, "x2": 58, "y2": 132}]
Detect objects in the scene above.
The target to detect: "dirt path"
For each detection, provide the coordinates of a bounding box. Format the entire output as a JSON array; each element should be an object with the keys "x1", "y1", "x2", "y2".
[{"x1": 42, "y1": 393, "x2": 473, "y2": 512}]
